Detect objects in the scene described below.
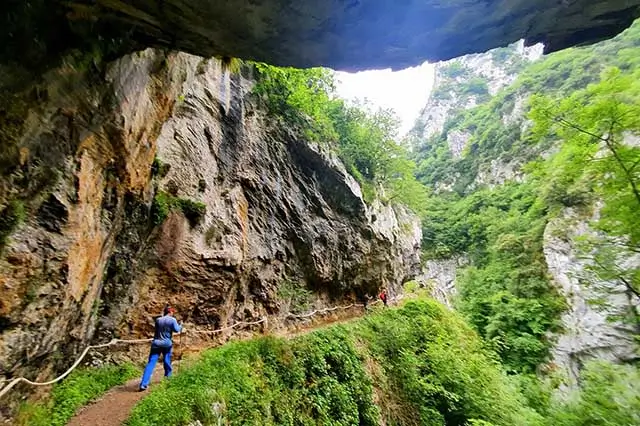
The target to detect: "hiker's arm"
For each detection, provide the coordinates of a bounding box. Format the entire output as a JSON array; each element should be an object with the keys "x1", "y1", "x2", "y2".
[{"x1": 172, "y1": 318, "x2": 183, "y2": 333}]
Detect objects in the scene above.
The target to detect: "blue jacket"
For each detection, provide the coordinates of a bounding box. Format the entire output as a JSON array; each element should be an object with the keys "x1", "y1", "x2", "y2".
[{"x1": 151, "y1": 315, "x2": 182, "y2": 348}]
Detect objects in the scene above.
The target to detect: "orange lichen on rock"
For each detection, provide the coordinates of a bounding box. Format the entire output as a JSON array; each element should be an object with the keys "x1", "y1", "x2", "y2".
[{"x1": 67, "y1": 150, "x2": 108, "y2": 302}]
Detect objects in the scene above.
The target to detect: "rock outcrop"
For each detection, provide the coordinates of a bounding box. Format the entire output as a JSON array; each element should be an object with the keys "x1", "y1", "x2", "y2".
[
  {"x1": 0, "y1": 50, "x2": 421, "y2": 418},
  {"x1": 545, "y1": 208, "x2": 640, "y2": 389},
  {"x1": 414, "y1": 41, "x2": 541, "y2": 141},
  {"x1": 2, "y1": 0, "x2": 640, "y2": 74},
  {"x1": 416, "y1": 256, "x2": 468, "y2": 308}
]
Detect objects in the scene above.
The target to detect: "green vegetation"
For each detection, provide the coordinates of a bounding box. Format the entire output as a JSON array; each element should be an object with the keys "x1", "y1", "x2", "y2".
[
  {"x1": 252, "y1": 64, "x2": 427, "y2": 212},
  {"x1": 529, "y1": 68, "x2": 640, "y2": 304},
  {"x1": 220, "y1": 57, "x2": 243, "y2": 74},
  {"x1": 431, "y1": 55, "x2": 493, "y2": 103},
  {"x1": 413, "y1": 19, "x2": 640, "y2": 373},
  {"x1": 126, "y1": 299, "x2": 640, "y2": 425},
  {"x1": 0, "y1": 199, "x2": 25, "y2": 248},
  {"x1": 421, "y1": 182, "x2": 564, "y2": 372},
  {"x1": 277, "y1": 279, "x2": 314, "y2": 315},
  {"x1": 431, "y1": 76, "x2": 489, "y2": 103},
  {"x1": 439, "y1": 61, "x2": 468, "y2": 79},
  {"x1": 127, "y1": 299, "x2": 539, "y2": 426},
  {"x1": 545, "y1": 361, "x2": 640, "y2": 425},
  {"x1": 16, "y1": 363, "x2": 137, "y2": 426},
  {"x1": 416, "y1": 20, "x2": 640, "y2": 194},
  {"x1": 151, "y1": 191, "x2": 206, "y2": 227},
  {"x1": 151, "y1": 157, "x2": 171, "y2": 178},
  {"x1": 460, "y1": 77, "x2": 489, "y2": 97}
]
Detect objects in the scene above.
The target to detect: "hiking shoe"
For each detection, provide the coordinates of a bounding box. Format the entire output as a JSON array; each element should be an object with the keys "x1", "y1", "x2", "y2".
[{"x1": 138, "y1": 386, "x2": 148, "y2": 392}]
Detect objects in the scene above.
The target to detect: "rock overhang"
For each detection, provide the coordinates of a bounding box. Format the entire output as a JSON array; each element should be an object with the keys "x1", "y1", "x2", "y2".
[{"x1": 2, "y1": 0, "x2": 640, "y2": 73}]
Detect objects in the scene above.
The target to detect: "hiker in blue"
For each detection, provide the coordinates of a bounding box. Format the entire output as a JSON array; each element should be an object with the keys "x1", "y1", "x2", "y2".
[{"x1": 139, "y1": 305, "x2": 183, "y2": 391}]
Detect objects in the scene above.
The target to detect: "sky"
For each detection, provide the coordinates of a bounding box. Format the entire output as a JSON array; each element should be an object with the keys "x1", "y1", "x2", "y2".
[{"x1": 335, "y1": 62, "x2": 436, "y2": 136}]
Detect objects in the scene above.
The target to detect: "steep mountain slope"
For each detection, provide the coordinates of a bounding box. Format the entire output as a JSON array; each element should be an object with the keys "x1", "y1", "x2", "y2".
[
  {"x1": 412, "y1": 40, "x2": 542, "y2": 142},
  {"x1": 412, "y1": 21, "x2": 640, "y2": 381},
  {"x1": 0, "y1": 51, "x2": 420, "y2": 419}
]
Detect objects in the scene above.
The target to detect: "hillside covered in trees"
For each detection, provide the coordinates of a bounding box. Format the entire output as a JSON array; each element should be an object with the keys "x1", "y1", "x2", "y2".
[{"x1": 413, "y1": 16, "x2": 640, "y2": 370}]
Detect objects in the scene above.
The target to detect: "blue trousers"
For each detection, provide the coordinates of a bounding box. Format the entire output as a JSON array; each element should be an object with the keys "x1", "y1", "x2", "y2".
[{"x1": 139, "y1": 345, "x2": 172, "y2": 389}]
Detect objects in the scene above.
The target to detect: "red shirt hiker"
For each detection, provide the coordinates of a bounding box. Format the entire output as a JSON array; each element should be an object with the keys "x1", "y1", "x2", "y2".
[{"x1": 379, "y1": 290, "x2": 388, "y2": 306}]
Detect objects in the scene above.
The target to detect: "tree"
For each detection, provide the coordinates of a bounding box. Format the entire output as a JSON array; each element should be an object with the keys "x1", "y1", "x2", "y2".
[{"x1": 530, "y1": 68, "x2": 640, "y2": 305}]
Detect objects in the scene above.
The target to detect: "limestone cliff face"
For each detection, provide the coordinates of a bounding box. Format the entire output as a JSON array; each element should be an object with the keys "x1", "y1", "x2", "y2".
[
  {"x1": 415, "y1": 41, "x2": 542, "y2": 141},
  {"x1": 544, "y1": 208, "x2": 640, "y2": 389},
  {"x1": 100, "y1": 55, "x2": 422, "y2": 339},
  {"x1": 415, "y1": 256, "x2": 468, "y2": 309},
  {"x1": 1, "y1": 50, "x2": 185, "y2": 396},
  {"x1": 0, "y1": 50, "x2": 420, "y2": 415}
]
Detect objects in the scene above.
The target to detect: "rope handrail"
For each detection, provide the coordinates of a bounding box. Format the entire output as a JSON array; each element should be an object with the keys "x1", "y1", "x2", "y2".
[
  {"x1": 186, "y1": 318, "x2": 266, "y2": 335},
  {"x1": 0, "y1": 297, "x2": 378, "y2": 400},
  {"x1": 0, "y1": 338, "x2": 151, "y2": 399},
  {"x1": 286, "y1": 299, "x2": 382, "y2": 319},
  {"x1": 0, "y1": 318, "x2": 267, "y2": 400}
]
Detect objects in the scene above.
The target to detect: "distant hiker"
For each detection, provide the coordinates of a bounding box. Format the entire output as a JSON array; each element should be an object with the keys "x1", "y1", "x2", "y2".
[
  {"x1": 139, "y1": 305, "x2": 183, "y2": 391},
  {"x1": 356, "y1": 289, "x2": 371, "y2": 312},
  {"x1": 379, "y1": 289, "x2": 388, "y2": 307},
  {"x1": 362, "y1": 294, "x2": 371, "y2": 312}
]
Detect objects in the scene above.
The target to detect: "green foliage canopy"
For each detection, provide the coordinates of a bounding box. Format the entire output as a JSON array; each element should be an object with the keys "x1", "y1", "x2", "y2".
[{"x1": 529, "y1": 67, "x2": 640, "y2": 304}]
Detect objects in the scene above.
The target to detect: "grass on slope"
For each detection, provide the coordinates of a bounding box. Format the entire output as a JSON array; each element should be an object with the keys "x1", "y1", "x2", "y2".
[
  {"x1": 127, "y1": 299, "x2": 538, "y2": 426},
  {"x1": 15, "y1": 363, "x2": 138, "y2": 426}
]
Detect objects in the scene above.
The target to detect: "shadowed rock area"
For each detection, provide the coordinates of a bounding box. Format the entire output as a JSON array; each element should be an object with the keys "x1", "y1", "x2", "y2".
[{"x1": 2, "y1": 0, "x2": 640, "y2": 73}]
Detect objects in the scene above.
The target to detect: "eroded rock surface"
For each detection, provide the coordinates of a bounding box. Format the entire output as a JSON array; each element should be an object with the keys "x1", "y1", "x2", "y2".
[
  {"x1": 0, "y1": 51, "x2": 421, "y2": 418},
  {"x1": 544, "y1": 208, "x2": 640, "y2": 388},
  {"x1": 416, "y1": 256, "x2": 468, "y2": 308}
]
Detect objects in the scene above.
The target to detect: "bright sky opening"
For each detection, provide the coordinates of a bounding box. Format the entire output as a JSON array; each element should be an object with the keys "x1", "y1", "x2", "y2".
[{"x1": 335, "y1": 62, "x2": 436, "y2": 137}]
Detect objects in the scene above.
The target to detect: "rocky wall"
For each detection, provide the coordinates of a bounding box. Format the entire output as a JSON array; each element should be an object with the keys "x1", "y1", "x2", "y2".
[
  {"x1": 544, "y1": 207, "x2": 640, "y2": 388},
  {"x1": 0, "y1": 50, "x2": 421, "y2": 418}
]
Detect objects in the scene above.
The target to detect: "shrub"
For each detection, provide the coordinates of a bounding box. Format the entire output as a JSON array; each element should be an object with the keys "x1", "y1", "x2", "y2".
[
  {"x1": 128, "y1": 331, "x2": 379, "y2": 426},
  {"x1": 176, "y1": 198, "x2": 206, "y2": 226},
  {"x1": 461, "y1": 77, "x2": 489, "y2": 96},
  {"x1": 545, "y1": 361, "x2": 640, "y2": 426},
  {"x1": 252, "y1": 63, "x2": 427, "y2": 213},
  {"x1": 277, "y1": 279, "x2": 313, "y2": 315},
  {"x1": 151, "y1": 192, "x2": 206, "y2": 227},
  {"x1": 151, "y1": 158, "x2": 171, "y2": 178},
  {"x1": 151, "y1": 192, "x2": 172, "y2": 225},
  {"x1": 219, "y1": 57, "x2": 243, "y2": 74},
  {"x1": 439, "y1": 61, "x2": 468, "y2": 79},
  {"x1": 0, "y1": 200, "x2": 26, "y2": 248}
]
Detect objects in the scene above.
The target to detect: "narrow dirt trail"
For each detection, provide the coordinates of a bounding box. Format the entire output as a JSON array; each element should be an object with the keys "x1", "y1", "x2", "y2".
[
  {"x1": 65, "y1": 307, "x2": 367, "y2": 426},
  {"x1": 66, "y1": 370, "x2": 164, "y2": 426}
]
